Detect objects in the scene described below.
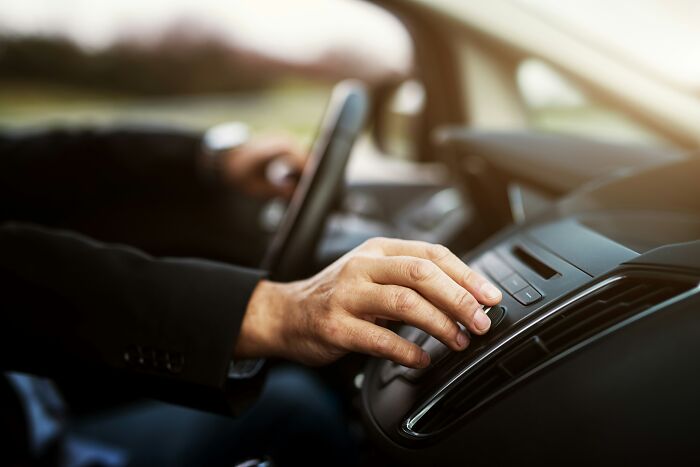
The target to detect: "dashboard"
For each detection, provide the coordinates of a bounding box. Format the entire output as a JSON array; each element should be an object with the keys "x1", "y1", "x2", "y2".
[{"x1": 360, "y1": 156, "x2": 700, "y2": 464}]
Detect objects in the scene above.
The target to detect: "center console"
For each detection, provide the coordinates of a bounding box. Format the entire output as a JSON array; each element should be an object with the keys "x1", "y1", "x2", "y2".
[{"x1": 361, "y1": 158, "x2": 700, "y2": 464}]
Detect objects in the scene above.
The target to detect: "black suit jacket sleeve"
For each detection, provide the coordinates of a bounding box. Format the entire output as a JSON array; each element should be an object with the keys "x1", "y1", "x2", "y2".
[
  {"x1": 0, "y1": 126, "x2": 269, "y2": 265},
  {"x1": 0, "y1": 126, "x2": 204, "y2": 221},
  {"x1": 0, "y1": 222, "x2": 267, "y2": 414}
]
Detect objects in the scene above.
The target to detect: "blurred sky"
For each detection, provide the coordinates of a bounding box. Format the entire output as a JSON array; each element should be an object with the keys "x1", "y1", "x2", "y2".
[
  {"x1": 1, "y1": 0, "x2": 699, "y2": 90},
  {"x1": 517, "y1": 0, "x2": 700, "y2": 91},
  {"x1": 0, "y1": 0, "x2": 413, "y2": 80}
]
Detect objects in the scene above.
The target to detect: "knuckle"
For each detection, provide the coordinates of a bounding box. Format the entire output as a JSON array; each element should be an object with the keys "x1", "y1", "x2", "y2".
[
  {"x1": 341, "y1": 255, "x2": 364, "y2": 274},
  {"x1": 339, "y1": 320, "x2": 359, "y2": 349},
  {"x1": 362, "y1": 237, "x2": 386, "y2": 250},
  {"x1": 344, "y1": 256, "x2": 360, "y2": 271},
  {"x1": 437, "y1": 314, "x2": 456, "y2": 337},
  {"x1": 392, "y1": 288, "x2": 418, "y2": 314},
  {"x1": 427, "y1": 243, "x2": 451, "y2": 262},
  {"x1": 370, "y1": 331, "x2": 393, "y2": 355},
  {"x1": 461, "y1": 266, "x2": 476, "y2": 285},
  {"x1": 456, "y1": 290, "x2": 478, "y2": 311},
  {"x1": 321, "y1": 315, "x2": 342, "y2": 341},
  {"x1": 326, "y1": 284, "x2": 342, "y2": 307},
  {"x1": 407, "y1": 259, "x2": 435, "y2": 282},
  {"x1": 320, "y1": 310, "x2": 353, "y2": 345},
  {"x1": 360, "y1": 239, "x2": 376, "y2": 250}
]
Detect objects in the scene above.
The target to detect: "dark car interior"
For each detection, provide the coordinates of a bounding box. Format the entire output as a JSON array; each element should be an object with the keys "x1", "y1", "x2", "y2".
[
  {"x1": 359, "y1": 152, "x2": 700, "y2": 464},
  {"x1": 292, "y1": 2, "x2": 700, "y2": 463},
  {"x1": 306, "y1": 79, "x2": 700, "y2": 464},
  {"x1": 3, "y1": 0, "x2": 699, "y2": 464}
]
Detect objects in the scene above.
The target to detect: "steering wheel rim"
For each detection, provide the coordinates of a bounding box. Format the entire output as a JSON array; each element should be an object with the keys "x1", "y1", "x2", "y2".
[{"x1": 261, "y1": 80, "x2": 368, "y2": 281}]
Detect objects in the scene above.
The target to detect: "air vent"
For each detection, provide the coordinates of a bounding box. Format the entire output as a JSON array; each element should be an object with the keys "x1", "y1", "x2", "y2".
[{"x1": 405, "y1": 275, "x2": 695, "y2": 437}]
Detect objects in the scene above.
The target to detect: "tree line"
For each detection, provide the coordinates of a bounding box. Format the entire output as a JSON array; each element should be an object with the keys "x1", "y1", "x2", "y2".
[{"x1": 0, "y1": 33, "x2": 274, "y2": 95}]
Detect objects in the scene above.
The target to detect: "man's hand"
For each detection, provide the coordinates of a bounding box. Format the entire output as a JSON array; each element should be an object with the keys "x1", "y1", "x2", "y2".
[
  {"x1": 222, "y1": 135, "x2": 306, "y2": 199},
  {"x1": 235, "y1": 238, "x2": 503, "y2": 369}
]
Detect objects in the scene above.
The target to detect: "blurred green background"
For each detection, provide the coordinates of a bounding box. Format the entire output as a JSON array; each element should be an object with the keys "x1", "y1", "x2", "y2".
[
  {"x1": 0, "y1": 79, "x2": 330, "y2": 142},
  {"x1": 0, "y1": 34, "x2": 332, "y2": 144}
]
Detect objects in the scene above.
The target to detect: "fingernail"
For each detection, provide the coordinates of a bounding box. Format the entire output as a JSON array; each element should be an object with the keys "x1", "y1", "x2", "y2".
[
  {"x1": 420, "y1": 351, "x2": 431, "y2": 368},
  {"x1": 456, "y1": 331, "x2": 469, "y2": 349},
  {"x1": 480, "y1": 282, "x2": 502, "y2": 300},
  {"x1": 474, "y1": 309, "x2": 491, "y2": 332}
]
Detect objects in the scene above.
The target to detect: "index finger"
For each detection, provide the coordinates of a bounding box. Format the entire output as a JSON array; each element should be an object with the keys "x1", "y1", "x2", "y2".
[
  {"x1": 367, "y1": 238, "x2": 503, "y2": 306},
  {"x1": 365, "y1": 256, "x2": 491, "y2": 335}
]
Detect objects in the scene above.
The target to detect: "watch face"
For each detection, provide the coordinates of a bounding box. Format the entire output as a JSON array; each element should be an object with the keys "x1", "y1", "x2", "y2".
[{"x1": 203, "y1": 122, "x2": 250, "y2": 153}]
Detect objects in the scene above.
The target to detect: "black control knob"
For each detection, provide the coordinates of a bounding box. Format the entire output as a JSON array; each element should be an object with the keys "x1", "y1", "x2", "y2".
[{"x1": 484, "y1": 305, "x2": 507, "y2": 329}]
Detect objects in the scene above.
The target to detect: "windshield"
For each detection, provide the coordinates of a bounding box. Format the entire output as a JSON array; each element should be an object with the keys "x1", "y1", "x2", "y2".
[
  {"x1": 428, "y1": 0, "x2": 700, "y2": 94},
  {"x1": 515, "y1": 0, "x2": 700, "y2": 93}
]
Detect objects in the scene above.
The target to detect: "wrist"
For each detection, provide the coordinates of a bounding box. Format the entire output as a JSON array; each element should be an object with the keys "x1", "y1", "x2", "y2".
[
  {"x1": 199, "y1": 121, "x2": 250, "y2": 185},
  {"x1": 234, "y1": 279, "x2": 287, "y2": 359}
]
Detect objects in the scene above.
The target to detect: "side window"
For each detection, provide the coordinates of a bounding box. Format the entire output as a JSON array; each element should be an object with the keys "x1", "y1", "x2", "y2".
[
  {"x1": 0, "y1": 0, "x2": 410, "y2": 149},
  {"x1": 516, "y1": 58, "x2": 668, "y2": 146}
]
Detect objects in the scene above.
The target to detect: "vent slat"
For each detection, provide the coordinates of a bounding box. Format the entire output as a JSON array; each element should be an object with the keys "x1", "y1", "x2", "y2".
[
  {"x1": 544, "y1": 302, "x2": 629, "y2": 351},
  {"x1": 596, "y1": 283, "x2": 650, "y2": 305},
  {"x1": 416, "y1": 366, "x2": 508, "y2": 433},
  {"x1": 500, "y1": 337, "x2": 550, "y2": 375},
  {"x1": 409, "y1": 277, "x2": 693, "y2": 436}
]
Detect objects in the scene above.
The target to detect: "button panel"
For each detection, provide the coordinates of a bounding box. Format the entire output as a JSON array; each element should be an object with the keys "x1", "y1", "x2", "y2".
[
  {"x1": 513, "y1": 286, "x2": 542, "y2": 305},
  {"x1": 481, "y1": 253, "x2": 514, "y2": 280},
  {"x1": 123, "y1": 345, "x2": 184, "y2": 374},
  {"x1": 480, "y1": 253, "x2": 544, "y2": 306},
  {"x1": 501, "y1": 273, "x2": 528, "y2": 294}
]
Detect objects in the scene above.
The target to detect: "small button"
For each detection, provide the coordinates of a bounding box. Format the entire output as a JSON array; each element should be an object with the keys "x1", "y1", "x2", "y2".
[
  {"x1": 501, "y1": 273, "x2": 528, "y2": 294},
  {"x1": 481, "y1": 253, "x2": 513, "y2": 280},
  {"x1": 485, "y1": 305, "x2": 507, "y2": 328},
  {"x1": 514, "y1": 286, "x2": 543, "y2": 305}
]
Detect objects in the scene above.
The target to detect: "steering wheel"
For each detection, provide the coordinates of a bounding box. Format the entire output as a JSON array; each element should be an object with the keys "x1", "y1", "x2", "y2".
[{"x1": 261, "y1": 80, "x2": 368, "y2": 281}]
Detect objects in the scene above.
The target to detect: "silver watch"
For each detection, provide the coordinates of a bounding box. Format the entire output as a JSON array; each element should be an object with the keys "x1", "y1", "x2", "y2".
[{"x1": 200, "y1": 122, "x2": 251, "y2": 183}]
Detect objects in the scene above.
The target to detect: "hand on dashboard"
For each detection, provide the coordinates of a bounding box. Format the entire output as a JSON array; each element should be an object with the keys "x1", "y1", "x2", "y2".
[
  {"x1": 235, "y1": 237, "x2": 503, "y2": 369},
  {"x1": 223, "y1": 135, "x2": 307, "y2": 200}
]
